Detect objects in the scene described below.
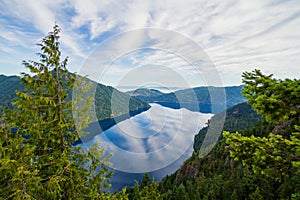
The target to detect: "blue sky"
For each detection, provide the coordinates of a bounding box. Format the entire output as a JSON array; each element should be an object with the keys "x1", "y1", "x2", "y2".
[{"x1": 0, "y1": 0, "x2": 300, "y2": 90}]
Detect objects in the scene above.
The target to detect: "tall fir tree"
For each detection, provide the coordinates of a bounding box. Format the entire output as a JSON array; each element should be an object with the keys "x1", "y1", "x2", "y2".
[
  {"x1": 224, "y1": 69, "x2": 300, "y2": 199},
  {"x1": 0, "y1": 25, "x2": 128, "y2": 199}
]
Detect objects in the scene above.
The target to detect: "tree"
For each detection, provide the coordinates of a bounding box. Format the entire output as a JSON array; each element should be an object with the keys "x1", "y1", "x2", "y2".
[
  {"x1": 0, "y1": 25, "x2": 127, "y2": 199},
  {"x1": 130, "y1": 174, "x2": 162, "y2": 200},
  {"x1": 223, "y1": 129, "x2": 300, "y2": 178},
  {"x1": 171, "y1": 183, "x2": 189, "y2": 200},
  {"x1": 242, "y1": 69, "x2": 300, "y2": 126},
  {"x1": 140, "y1": 173, "x2": 151, "y2": 189},
  {"x1": 0, "y1": 121, "x2": 42, "y2": 198},
  {"x1": 224, "y1": 69, "x2": 300, "y2": 198}
]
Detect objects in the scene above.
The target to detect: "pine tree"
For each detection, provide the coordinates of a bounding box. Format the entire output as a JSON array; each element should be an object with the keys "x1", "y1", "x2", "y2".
[
  {"x1": 131, "y1": 174, "x2": 162, "y2": 199},
  {"x1": 224, "y1": 69, "x2": 300, "y2": 199},
  {"x1": 0, "y1": 24, "x2": 127, "y2": 199},
  {"x1": 242, "y1": 69, "x2": 300, "y2": 126}
]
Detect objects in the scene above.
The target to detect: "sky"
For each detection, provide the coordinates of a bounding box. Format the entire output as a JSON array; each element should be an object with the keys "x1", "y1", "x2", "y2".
[{"x1": 0, "y1": 0, "x2": 300, "y2": 90}]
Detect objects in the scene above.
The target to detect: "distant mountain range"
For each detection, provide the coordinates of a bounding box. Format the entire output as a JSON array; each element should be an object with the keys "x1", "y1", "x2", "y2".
[
  {"x1": 0, "y1": 74, "x2": 150, "y2": 121},
  {"x1": 126, "y1": 86, "x2": 246, "y2": 113},
  {"x1": 126, "y1": 88, "x2": 165, "y2": 97}
]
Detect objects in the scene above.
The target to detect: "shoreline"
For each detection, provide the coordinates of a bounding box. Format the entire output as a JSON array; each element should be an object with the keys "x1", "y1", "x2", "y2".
[{"x1": 74, "y1": 106, "x2": 151, "y2": 145}]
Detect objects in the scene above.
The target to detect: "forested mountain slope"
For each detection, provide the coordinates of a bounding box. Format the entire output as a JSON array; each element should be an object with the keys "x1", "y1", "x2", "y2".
[
  {"x1": 158, "y1": 104, "x2": 280, "y2": 199},
  {"x1": 193, "y1": 102, "x2": 263, "y2": 151},
  {"x1": 0, "y1": 75, "x2": 24, "y2": 113},
  {"x1": 0, "y1": 74, "x2": 150, "y2": 120}
]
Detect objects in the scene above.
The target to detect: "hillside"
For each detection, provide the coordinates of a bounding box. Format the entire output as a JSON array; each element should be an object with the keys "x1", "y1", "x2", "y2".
[
  {"x1": 0, "y1": 75, "x2": 24, "y2": 113},
  {"x1": 158, "y1": 103, "x2": 278, "y2": 199},
  {"x1": 127, "y1": 85, "x2": 246, "y2": 113},
  {"x1": 157, "y1": 104, "x2": 299, "y2": 199},
  {"x1": 0, "y1": 74, "x2": 150, "y2": 121},
  {"x1": 126, "y1": 88, "x2": 164, "y2": 97},
  {"x1": 93, "y1": 83, "x2": 150, "y2": 120},
  {"x1": 193, "y1": 102, "x2": 263, "y2": 151}
]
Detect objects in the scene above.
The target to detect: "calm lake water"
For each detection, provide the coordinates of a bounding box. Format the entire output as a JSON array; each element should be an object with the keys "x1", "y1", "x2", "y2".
[{"x1": 79, "y1": 103, "x2": 213, "y2": 191}]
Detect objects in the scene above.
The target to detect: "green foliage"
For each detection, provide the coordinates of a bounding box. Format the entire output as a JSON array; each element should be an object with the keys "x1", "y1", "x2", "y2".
[
  {"x1": 140, "y1": 173, "x2": 151, "y2": 189},
  {"x1": 223, "y1": 70, "x2": 300, "y2": 199},
  {"x1": 242, "y1": 69, "x2": 300, "y2": 123},
  {"x1": 223, "y1": 130, "x2": 300, "y2": 177},
  {"x1": 0, "y1": 25, "x2": 128, "y2": 199},
  {"x1": 0, "y1": 126, "x2": 42, "y2": 199},
  {"x1": 249, "y1": 187, "x2": 263, "y2": 200},
  {"x1": 223, "y1": 126, "x2": 300, "y2": 198},
  {"x1": 94, "y1": 83, "x2": 150, "y2": 120},
  {"x1": 127, "y1": 174, "x2": 162, "y2": 200},
  {"x1": 159, "y1": 137, "x2": 296, "y2": 199},
  {"x1": 194, "y1": 102, "x2": 263, "y2": 151}
]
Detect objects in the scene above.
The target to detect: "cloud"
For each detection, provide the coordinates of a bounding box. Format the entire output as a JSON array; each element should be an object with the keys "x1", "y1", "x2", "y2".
[
  {"x1": 0, "y1": 0, "x2": 57, "y2": 34},
  {"x1": 0, "y1": 0, "x2": 299, "y2": 84},
  {"x1": 0, "y1": 0, "x2": 88, "y2": 72}
]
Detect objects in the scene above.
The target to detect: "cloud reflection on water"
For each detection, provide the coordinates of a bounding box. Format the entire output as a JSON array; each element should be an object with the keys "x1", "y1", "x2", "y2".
[{"x1": 82, "y1": 103, "x2": 213, "y2": 173}]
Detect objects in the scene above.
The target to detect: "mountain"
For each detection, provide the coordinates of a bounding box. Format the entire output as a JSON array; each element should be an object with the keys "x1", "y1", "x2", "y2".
[
  {"x1": 0, "y1": 74, "x2": 150, "y2": 121},
  {"x1": 126, "y1": 88, "x2": 164, "y2": 97},
  {"x1": 127, "y1": 85, "x2": 246, "y2": 113},
  {"x1": 0, "y1": 75, "x2": 24, "y2": 114},
  {"x1": 93, "y1": 83, "x2": 150, "y2": 120}
]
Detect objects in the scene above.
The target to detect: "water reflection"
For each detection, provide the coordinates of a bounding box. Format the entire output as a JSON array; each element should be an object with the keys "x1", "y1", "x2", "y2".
[{"x1": 80, "y1": 104, "x2": 213, "y2": 190}]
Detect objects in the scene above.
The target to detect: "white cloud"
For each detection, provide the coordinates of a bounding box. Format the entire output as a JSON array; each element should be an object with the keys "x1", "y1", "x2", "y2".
[
  {"x1": 0, "y1": 0, "x2": 299, "y2": 84},
  {"x1": 1, "y1": 0, "x2": 56, "y2": 34}
]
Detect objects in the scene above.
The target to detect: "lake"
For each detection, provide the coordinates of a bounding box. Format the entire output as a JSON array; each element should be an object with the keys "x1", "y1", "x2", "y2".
[{"x1": 79, "y1": 103, "x2": 213, "y2": 191}]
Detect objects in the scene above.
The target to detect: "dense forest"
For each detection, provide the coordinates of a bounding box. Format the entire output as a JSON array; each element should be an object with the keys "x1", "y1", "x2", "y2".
[
  {"x1": 193, "y1": 102, "x2": 264, "y2": 152},
  {"x1": 0, "y1": 26, "x2": 299, "y2": 199}
]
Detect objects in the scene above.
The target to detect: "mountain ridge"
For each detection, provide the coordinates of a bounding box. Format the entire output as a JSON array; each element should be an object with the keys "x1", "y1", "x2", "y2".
[
  {"x1": 0, "y1": 74, "x2": 150, "y2": 122},
  {"x1": 127, "y1": 85, "x2": 246, "y2": 113},
  {"x1": 126, "y1": 88, "x2": 165, "y2": 97}
]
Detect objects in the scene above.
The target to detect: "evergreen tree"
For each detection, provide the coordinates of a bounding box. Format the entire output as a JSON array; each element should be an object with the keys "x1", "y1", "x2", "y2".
[
  {"x1": 130, "y1": 174, "x2": 162, "y2": 200},
  {"x1": 224, "y1": 69, "x2": 300, "y2": 199},
  {"x1": 242, "y1": 69, "x2": 300, "y2": 126},
  {"x1": 140, "y1": 173, "x2": 151, "y2": 189},
  {"x1": 0, "y1": 25, "x2": 128, "y2": 199}
]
